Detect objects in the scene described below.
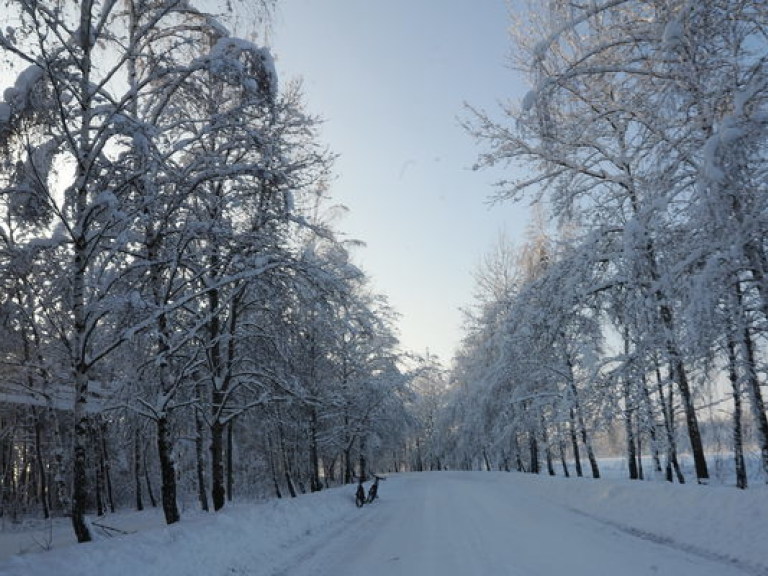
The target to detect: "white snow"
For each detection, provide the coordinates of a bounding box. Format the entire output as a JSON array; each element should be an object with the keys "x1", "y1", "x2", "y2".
[
  {"x1": 2, "y1": 467, "x2": 766, "y2": 576},
  {"x1": 205, "y1": 37, "x2": 278, "y2": 99},
  {"x1": 2, "y1": 65, "x2": 43, "y2": 113},
  {"x1": 521, "y1": 89, "x2": 537, "y2": 112},
  {"x1": 702, "y1": 131, "x2": 726, "y2": 184},
  {"x1": 204, "y1": 15, "x2": 231, "y2": 39},
  {"x1": 662, "y1": 18, "x2": 683, "y2": 47}
]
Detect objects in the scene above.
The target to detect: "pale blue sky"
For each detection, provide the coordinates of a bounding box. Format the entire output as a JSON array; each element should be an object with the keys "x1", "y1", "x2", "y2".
[{"x1": 270, "y1": 1, "x2": 531, "y2": 363}]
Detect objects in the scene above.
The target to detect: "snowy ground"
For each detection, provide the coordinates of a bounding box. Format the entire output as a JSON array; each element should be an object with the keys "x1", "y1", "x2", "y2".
[{"x1": 2, "y1": 470, "x2": 767, "y2": 576}]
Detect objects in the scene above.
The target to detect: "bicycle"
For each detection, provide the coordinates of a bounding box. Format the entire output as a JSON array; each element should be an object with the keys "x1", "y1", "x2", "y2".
[
  {"x1": 354, "y1": 474, "x2": 385, "y2": 507},
  {"x1": 355, "y1": 480, "x2": 366, "y2": 508},
  {"x1": 366, "y1": 474, "x2": 384, "y2": 503}
]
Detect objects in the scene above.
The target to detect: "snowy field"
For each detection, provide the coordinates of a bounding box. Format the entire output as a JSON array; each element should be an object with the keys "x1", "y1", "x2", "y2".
[{"x1": 1, "y1": 468, "x2": 767, "y2": 576}]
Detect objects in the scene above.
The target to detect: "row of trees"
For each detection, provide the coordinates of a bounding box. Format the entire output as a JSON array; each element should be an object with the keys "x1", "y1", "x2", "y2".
[
  {"x1": 0, "y1": 1, "x2": 420, "y2": 543},
  {"x1": 436, "y1": 0, "x2": 768, "y2": 488}
]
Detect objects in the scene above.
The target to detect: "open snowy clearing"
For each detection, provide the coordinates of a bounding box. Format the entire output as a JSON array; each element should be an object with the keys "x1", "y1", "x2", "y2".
[{"x1": 2, "y1": 471, "x2": 767, "y2": 576}]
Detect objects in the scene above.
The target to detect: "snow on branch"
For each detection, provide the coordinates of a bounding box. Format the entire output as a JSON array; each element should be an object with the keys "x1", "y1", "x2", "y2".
[
  {"x1": 700, "y1": 75, "x2": 768, "y2": 186},
  {"x1": 531, "y1": 0, "x2": 632, "y2": 64},
  {"x1": 0, "y1": 64, "x2": 45, "y2": 139},
  {"x1": 198, "y1": 36, "x2": 278, "y2": 102}
]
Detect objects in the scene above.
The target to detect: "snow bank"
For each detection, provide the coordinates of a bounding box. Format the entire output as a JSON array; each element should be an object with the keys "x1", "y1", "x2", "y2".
[
  {"x1": 1, "y1": 487, "x2": 360, "y2": 576},
  {"x1": 514, "y1": 473, "x2": 768, "y2": 573}
]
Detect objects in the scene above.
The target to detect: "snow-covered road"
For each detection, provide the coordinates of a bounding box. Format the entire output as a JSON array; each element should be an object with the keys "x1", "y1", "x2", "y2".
[
  {"x1": 272, "y1": 472, "x2": 754, "y2": 576},
  {"x1": 6, "y1": 470, "x2": 766, "y2": 576}
]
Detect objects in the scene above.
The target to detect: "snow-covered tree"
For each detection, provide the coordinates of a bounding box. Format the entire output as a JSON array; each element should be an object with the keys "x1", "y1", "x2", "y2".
[
  {"x1": 1, "y1": 0, "x2": 416, "y2": 540},
  {"x1": 456, "y1": 0, "x2": 768, "y2": 487}
]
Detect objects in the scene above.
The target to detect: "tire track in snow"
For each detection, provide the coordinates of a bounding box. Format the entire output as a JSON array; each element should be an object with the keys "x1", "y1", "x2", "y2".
[
  {"x1": 264, "y1": 488, "x2": 396, "y2": 576},
  {"x1": 565, "y1": 506, "x2": 768, "y2": 576}
]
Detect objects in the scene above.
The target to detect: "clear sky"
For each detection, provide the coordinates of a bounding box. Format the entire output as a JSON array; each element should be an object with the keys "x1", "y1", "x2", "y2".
[{"x1": 269, "y1": 0, "x2": 531, "y2": 364}]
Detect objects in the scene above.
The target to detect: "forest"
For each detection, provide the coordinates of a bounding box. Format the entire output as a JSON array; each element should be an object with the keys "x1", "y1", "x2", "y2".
[
  {"x1": 0, "y1": 0, "x2": 444, "y2": 543},
  {"x1": 435, "y1": 0, "x2": 768, "y2": 490},
  {"x1": 1, "y1": 0, "x2": 767, "y2": 547}
]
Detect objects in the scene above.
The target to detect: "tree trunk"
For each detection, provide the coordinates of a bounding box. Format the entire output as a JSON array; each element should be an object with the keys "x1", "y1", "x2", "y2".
[
  {"x1": 669, "y1": 353, "x2": 708, "y2": 482},
  {"x1": 512, "y1": 434, "x2": 524, "y2": 472},
  {"x1": 726, "y1": 336, "x2": 747, "y2": 489},
  {"x1": 482, "y1": 448, "x2": 492, "y2": 472},
  {"x1": 100, "y1": 420, "x2": 114, "y2": 513},
  {"x1": 528, "y1": 430, "x2": 539, "y2": 475},
  {"x1": 639, "y1": 374, "x2": 663, "y2": 474},
  {"x1": 653, "y1": 297, "x2": 708, "y2": 483},
  {"x1": 210, "y1": 420, "x2": 226, "y2": 510},
  {"x1": 566, "y1": 360, "x2": 599, "y2": 478},
  {"x1": 267, "y1": 434, "x2": 282, "y2": 498},
  {"x1": 583, "y1": 430, "x2": 600, "y2": 478},
  {"x1": 656, "y1": 363, "x2": 685, "y2": 483},
  {"x1": 19, "y1": 439, "x2": 30, "y2": 515},
  {"x1": 636, "y1": 420, "x2": 644, "y2": 480},
  {"x1": 226, "y1": 420, "x2": 234, "y2": 502},
  {"x1": 541, "y1": 416, "x2": 555, "y2": 476},
  {"x1": 343, "y1": 444, "x2": 353, "y2": 484},
  {"x1": 308, "y1": 409, "x2": 322, "y2": 492},
  {"x1": 557, "y1": 423, "x2": 570, "y2": 478},
  {"x1": 738, "y1": 304, "x2": 768, "y2": 482},
  {"x1": 207, "y1": 281, "x2": 233, "y2": 511},
  {"x1": 71, "y1": 381, "x2": 91, "y2": 542},
  {"x1": 569, "y1": 408, "x2": 583, "y2": 477},
  {"x1": 623, "y1": 384, "x2": 639, "y2": 480},
  {"x1": 46, "y1": 404, "x2": 69, "y2": 513},
  {"x1": 622, "y1": 331, "x2": 639, "y2": 480},
  {"x1": 415, "y1": 438, "x2": 424, "y2": 472},
  {"x1": 157, "y1": 415, "x2": 180, "y2": 524},
  {"x1": 1, "y1": 432, "x2": 10, "y2": 518},
  {"x1": 70, "y1": 0, "x2": 97, "y2": 543},
  {"x1": 195, "y1": 391, "x2": 209, "y2": 512},
  {"x1": 92, "y1": 424, "x2": 104, "y2": 517},
  {"x1": 276, "y1": 413, "x2": 297, "y2": 498},
  {"x1": 33, "y1": 409, "x2": 49, "y2": 519},
  {"x1": 134, "y1": 428, "x2": 143, "y2": 511}
]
